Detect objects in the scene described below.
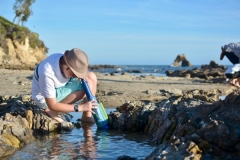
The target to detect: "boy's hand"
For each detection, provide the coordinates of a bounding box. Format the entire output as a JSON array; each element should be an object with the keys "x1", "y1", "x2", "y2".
[{"x1": 81, "y1": 100, "x2": 98, "y2": 114}]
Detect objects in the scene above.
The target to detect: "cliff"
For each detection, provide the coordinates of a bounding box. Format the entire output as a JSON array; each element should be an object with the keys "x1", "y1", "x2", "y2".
[{"x1": 0, "y1": 16, "x2": 47, "y2": 70}]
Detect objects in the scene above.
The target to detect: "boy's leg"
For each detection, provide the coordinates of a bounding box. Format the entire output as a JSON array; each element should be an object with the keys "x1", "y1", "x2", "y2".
[
  {"x1": 45, "y1": 108, "x2": 64, "y2": 123},
  {"x1": 54, "y1": 72, "x2": 97, "y2": 123},
  {"x1": 35, "y1": 102, "x2": 65, "y2": 123},
  {"x1": 43, "y1": 77, "x2": 85, "y2": 123},
  {"x1": 42, "y1": 72, "x2": 98, "y2": 123}
]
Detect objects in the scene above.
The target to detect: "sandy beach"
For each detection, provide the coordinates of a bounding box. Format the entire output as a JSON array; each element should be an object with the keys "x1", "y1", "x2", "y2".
[{"x1": 0, "y1": 69, "x2": 235, "y2": 108}]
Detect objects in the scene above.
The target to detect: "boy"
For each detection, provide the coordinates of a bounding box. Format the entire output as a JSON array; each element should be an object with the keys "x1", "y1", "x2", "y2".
[{"x1": 31, "y1": 48, "x2": 97, "y2": 126}]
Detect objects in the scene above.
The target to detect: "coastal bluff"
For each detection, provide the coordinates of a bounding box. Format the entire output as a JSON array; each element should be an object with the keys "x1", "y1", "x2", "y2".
[
  {"x1": 0, "y1": 16, "x2": 47, "y2": 70},
  {"x1": 0, "y1": 37, "x2": 47, "y2": 70}
]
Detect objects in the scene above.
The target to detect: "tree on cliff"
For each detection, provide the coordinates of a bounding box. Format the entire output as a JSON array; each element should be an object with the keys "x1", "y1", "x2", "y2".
[{"x1": 12, "y1": 0, "x2": 36, "y2": 26}]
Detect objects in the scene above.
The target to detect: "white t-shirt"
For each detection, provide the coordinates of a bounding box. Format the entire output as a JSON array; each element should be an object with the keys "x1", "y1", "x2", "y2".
[
  {"x1": 31, "y1": 53, "x2": 70, "y2": 104},
  {"x1": 224, "y1": 42, "x2": 240, "y2": 58}
]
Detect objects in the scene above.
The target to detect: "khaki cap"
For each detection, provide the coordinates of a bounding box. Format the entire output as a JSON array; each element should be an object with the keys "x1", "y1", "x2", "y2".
[{"x1": 63, "y1": 48, "x2": 89, "y2": 78}]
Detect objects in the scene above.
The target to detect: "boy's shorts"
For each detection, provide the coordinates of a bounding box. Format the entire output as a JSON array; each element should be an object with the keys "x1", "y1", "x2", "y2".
[{"x1": 36, "y1": 78, "x2": 83, "y2": 109}]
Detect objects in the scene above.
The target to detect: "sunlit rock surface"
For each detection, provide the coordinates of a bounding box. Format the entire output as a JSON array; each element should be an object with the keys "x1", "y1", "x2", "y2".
[{"x1": 0, "y1": 95, "x2": 73, "y2": 158}]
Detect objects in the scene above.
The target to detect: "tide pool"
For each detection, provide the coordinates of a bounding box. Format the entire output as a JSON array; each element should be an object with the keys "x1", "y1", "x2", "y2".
[{"x1": 9, "y1": 109, "x2": 156, "y2": 160}]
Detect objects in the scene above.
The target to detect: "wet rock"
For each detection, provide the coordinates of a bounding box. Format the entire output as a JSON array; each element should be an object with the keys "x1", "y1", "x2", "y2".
[
  {"x1": 108, "y1": 101, "x2": 157, "y2": 132},
  {"x1": 117, "y1": 155, "x2": 137, "y2": 160},
  {"x1": 166, "y1": 61, "x2": 227, "y2": 83},
  {"x1": 146, "y1": 141, "x2": 202, "y2": 160},
  {"x1": 109, "y1": 89, "x2": 240, "y2": 159},
  {"x1": 0, "y1": 94, "x2": 74, "y2": 158}
]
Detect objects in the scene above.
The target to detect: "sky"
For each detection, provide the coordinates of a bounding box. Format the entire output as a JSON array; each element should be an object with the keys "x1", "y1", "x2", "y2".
[{"x1": 1, "y1": 0, "x2": 240, "y2": 65}]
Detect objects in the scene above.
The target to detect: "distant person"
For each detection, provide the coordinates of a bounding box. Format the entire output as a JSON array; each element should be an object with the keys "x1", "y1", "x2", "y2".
[
  {"x1": 31, "y1": 48, "x2": 98, "y2": 128},
  {"x1": 220, "y1": 42, "x2": 240, "y2": 87},
  {"x1": 220, "y1": 42, "x2": 240, "y2": 64}
]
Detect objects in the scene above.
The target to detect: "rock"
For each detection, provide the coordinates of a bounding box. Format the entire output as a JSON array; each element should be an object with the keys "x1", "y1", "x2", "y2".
[
  {"x1": 109, "y1": 101, "x2": 157, "y2": 131},
  {"x1": 0, "y1": 94, "x2": 74, "y2": 158},
  {"x1": 171, "y1": 54, "x2": 192, "y2": 67},
  {"x1": 166, "y1": 61, "x2": 227, "y2": 83},
  {"x1": 109, "y1": 89, "x2": 240, "y2": 159},
  {"x1": 146, "y1": 141, "x2": 202, "y2": 160},
  {"x1": 116, "y1": 155, "x2": 137, "y2": 160},
  {"x1": 201, "y1": 60, "x2": 226, "y2": 70}
]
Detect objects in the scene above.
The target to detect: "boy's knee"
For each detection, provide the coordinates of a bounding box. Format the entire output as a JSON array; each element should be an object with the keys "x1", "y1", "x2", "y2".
[{"x1": 87, "y1": 72, "x2": 97, "y2": 83}]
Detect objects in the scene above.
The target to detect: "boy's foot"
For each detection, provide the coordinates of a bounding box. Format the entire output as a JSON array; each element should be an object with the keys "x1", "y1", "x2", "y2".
[{"x1": 61, "y1": 121, "x2": 74, "y2": 131}]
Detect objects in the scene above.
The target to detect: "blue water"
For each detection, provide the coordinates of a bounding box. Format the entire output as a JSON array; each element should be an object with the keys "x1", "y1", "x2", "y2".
[
  {"x1": 10, "y1": 109, "x2": 156, "y2": 160},
  {"x1": 91, "y1": 64, "x2": 231, "y2": 77},
  {"x1": 90, "y1": 65, "x2": 202, "y2": 76}
]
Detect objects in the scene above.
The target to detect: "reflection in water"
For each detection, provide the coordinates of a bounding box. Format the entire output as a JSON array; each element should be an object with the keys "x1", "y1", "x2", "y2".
[
  {"x1": 220, "y1": 95, "x2": 226, "y2": 100},
  {"x1": 10, "y1": 109, "x2": 155, "y2": 159},
  {"x1": 78, "y1": 122, "x2": 98, "y2": 159},
  {"x1": 48, "y1": 122, "x2": 98, "y2": 159},
  {"x1": 49, "y1": 133, "x2": 78, "y2": 159}
]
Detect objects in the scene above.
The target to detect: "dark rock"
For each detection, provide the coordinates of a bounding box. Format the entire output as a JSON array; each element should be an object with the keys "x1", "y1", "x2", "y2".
[
  {"x1": 109, "y1": 89, "x2": 240, "y2": 159},
  {"x1": 117, "y1": 155, "x2": 137, "y2": 160},
  {"x1": 0, "y1": 94, "x2": 74, "y2": 158},
  {"x1": 166, "y1": 61, "x2": 227, "y2": 83},
  {"x1": 171, "y1": 54, "x2": 192, "y2": 67}
]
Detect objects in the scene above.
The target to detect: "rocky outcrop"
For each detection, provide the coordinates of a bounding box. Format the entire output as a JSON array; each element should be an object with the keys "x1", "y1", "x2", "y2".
[
  {"x1": 0, "y1": 37, "x2": 47, "y2": 70},
  {"x1": 171, "y1": 54, "x2": 192, "y2": 67},
  {"x1": 108, "y1": 89, "x2": 240, "y2": 159},
  {"x1": 201, "y1": 60, "x2": 226, "y2": 70},
  {"x1": 1, "y1": 86, "x2": 240, "y2": 159},
  {"x1": 166, "y1": 61, "x2": 227, "y2": 82},
  {"x1": 0, "y1": 95, "x2": 73, "y2": 159}
]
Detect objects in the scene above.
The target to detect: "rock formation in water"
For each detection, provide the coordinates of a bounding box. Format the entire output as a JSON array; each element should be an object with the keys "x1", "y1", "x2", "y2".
[
  {"x1": 166, "y1": 60, "x2": 227, "y2": 83},
  {"x1": 171, "y1": 54, "x2": 192, "y2": 67}
]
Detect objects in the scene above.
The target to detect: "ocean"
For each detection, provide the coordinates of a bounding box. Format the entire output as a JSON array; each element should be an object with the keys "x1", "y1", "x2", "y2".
[{"x1": 90, "y1": 65, "x2": 203, "y2": 76}]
